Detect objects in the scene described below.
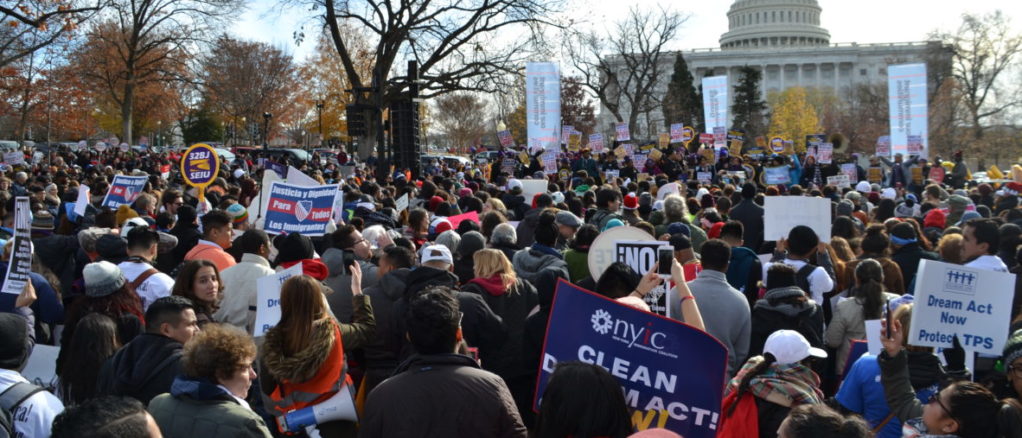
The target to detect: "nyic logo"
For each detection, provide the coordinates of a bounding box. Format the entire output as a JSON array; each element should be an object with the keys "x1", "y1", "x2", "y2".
[
  {"x1": 589, "y1": 309, "x2": 673, "y2": 357},
  {"x1": 944, "y1": 268, "x2": 977, "y2": 295}
]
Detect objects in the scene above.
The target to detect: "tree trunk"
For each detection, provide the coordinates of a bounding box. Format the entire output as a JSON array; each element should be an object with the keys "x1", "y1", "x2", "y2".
[{"x1": 121, "y1": 76, "x2": 135, "y2": 144}]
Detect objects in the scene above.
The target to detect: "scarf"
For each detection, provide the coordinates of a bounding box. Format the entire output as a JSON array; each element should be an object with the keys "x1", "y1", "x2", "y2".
[
  {"x1": 467, "y1": 275, "x2": 509, "y2": 297},
  {"x1": 531, "y1": 243, "x2": 562, "y2": 259},
  {"x1": 731, "y1": 356, "x2": 824, "y2": 408}
]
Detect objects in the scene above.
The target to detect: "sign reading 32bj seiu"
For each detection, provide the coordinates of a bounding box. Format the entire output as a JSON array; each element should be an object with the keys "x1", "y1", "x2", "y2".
[{"x1": 264, "y1": 181, "x2": 339, "y2": 236}]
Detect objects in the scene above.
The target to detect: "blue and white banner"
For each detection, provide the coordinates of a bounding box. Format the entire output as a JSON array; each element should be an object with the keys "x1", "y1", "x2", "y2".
[
  {"x1": 264, "y1": 182, "x2": 339, "y2": 236},
  {"x1": 527, "y1": 62, "x2": 561, "y2": 152},
  {"x1": 536, "y1": 280, "x2": 728, "y2": 437},
  {"x1": 702, "y1": 76, "x2": 728, "y2": 135},
  {"x1": 763, "y1": 166, "x2": 790, "y2": 185},
  {"x1": 888, "y1": 63, "x2": 928, "y2": 158},
  {"x1": 909, "y1": 259, "x2": 1015, "y2": 355},
  {"x1": 101, "y1": 175, "x2": 148, "y2": 209}
]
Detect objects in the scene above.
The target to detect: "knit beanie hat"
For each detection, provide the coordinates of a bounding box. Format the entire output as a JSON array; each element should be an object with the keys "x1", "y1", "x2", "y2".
[
  {"x1": 115, "y1": 204, "x2": 139, "y2": 227},
  {"x1": 83, "y1": 261, "x2": 126, "y2": 297},
  {"x1": 31, "y1": 210, "x2": 54, "y2": 232},
  {"x1": 1003, "y1": 329, "x2": 1022, "y2": 370},
  {"x1": 924, "y1": 208, "x2": 946, "y2": 229},
  {"x1": 836, "y1": 200, "x2": 854, "y2": 217},
  {"x1": 948, "y1": 195, "x2": 970, "y2": 211},
  {"x1": 274, "y1": 232, "x2": 315, "y2": 264},
  {"x1": 0, "y1": 313, "x2": 29, "y2": 370},
  {"x1": 226, "y1": 203, "x2": 248, "y2": 225}
]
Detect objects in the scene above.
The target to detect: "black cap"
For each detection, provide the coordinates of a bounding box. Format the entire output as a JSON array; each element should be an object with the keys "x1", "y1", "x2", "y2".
[{"x1": 0, "y1": 313, "x2": 29, "y2": 370}]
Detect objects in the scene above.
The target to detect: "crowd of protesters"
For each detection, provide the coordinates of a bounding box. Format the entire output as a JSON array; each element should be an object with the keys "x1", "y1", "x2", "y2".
[{"x1": 0, "y1": 140, "x2": 1020, "y2": 438}]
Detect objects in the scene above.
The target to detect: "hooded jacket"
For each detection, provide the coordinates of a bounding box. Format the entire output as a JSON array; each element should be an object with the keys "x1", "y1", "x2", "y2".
[
  {"x1": 749, "y1": 288, "x2": 824, "y2": 357},
  {"x1": 461, "y1": 276, "x2": 538, "y2": 381},
  {"x1": 149, "y1": 376, "x2": 273, "y2": 438},
  {"x1": 362, "y1": 268, "x2": 411, "y2": 393},
  {"x1": 216, "y1": 253, "x2": 275, "y2": 334},
  {"x1": 891, "y1": 243, "x2": 938, "y2": 291},
  {"x1": 511, "y1": 246, "x2": 568, "y2": 285},
  {"x1": 514, "y1": 207, "x2": 544, "y2": 249},
  {"x1": 97, "y1": 333, "x2": 183, "y2": 405},
  {"x1": 321, "y1": 247, "x2": 380, "y2": 323},
  {"x1": 360, "y1": 353, "x2": 527, "y2": 438},
  {"x1": 454, "y1": 232, "x2": 486, "y2": 285}
]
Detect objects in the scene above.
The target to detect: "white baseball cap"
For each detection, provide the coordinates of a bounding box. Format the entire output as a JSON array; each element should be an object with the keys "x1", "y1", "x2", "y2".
[
  {"x1": 420, "y1": 244, "x2": 453, "y2": 265},
  {"x1": 507, "y1": 179, "x2": 523, "y2": 191},
  {"x1": 764, "y1": 330, "x2": 827, "y2": 365},
  {"x1": 120, "y1": 217, "x2": 149, "y2": 237},
  {"x1": 855, "y1": 181, "x2": 871, "y2": 193}
]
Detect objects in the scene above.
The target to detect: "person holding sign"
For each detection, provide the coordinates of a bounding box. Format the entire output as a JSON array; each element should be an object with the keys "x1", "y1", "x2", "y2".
[
  {"x1": 260, "y1": 275, "x2": 359, "y2": 437},
  {"x1": 879, "y1": 308, "x2": 1022, "y2": 438}
]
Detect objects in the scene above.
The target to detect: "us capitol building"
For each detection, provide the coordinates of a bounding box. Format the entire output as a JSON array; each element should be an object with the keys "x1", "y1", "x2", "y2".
[{"x1": 600, "y1": 0, "x2": 953, "y2": 135}]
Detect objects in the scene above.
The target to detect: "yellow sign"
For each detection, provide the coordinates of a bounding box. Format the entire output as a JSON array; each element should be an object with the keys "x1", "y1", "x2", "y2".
[
  {"x1": 648, "y1": 148, "x2": 663, "y2": 161},
  {"x1": 658, "y1": 133, "x2": 670, "y2": 149},
  {"x1": 868, "y1": 167, "x2": 882, "y2": 183}
]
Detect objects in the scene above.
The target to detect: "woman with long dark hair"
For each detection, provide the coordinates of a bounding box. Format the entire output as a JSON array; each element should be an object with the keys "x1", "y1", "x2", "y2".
[
  {"x1": 534, "y1": 362, "x2": 632, "y2": 438},
  {"x1": 840, "y1": 225, "x2": 905, "y2": 294},
  {"x1": 57, "y1": 313, "x2": 119, "y2": 406},
  {"x1": 826, "y1": 259, "x2": 900, "y2": 372},
  {"x1": 172, "y1": 259, "x2": 222, "y2": 326}
]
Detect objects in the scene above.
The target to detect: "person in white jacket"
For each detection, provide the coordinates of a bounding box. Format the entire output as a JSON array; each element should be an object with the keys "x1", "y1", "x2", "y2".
[{"x1": 215, "y1": 229, "x2": 275, "y2": 334}]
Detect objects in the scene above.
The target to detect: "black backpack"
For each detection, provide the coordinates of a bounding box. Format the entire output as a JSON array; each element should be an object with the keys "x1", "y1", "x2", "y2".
[
  {"x1": 794, "y1": 263, "x2": 817, "y2": 296},
  {"x1": 0, "y1": 382, "x2": 44, "y2": 438}
]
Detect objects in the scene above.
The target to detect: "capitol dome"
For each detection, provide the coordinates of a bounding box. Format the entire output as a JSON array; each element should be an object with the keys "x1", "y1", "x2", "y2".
[{"x1": 719, "y1": 0, "x2": 830, "y2": 49}]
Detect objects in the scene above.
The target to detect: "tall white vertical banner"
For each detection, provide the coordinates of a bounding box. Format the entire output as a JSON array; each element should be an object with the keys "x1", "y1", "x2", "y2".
[
  {"x1": 702, "y1": 75, "x2": 729, "y2": 134},
  {"x1": 526, "y1": 62, "x2": 561, "y2": 152},
  {"x1": 888, "y1": 63, "x2": 928, "y2": 158}
]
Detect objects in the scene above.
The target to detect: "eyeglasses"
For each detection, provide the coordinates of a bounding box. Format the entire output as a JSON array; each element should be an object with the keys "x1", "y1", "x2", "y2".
[
  {"x1": 1009, "y1": 365, "x2": 1022, "y2": 379},
  {"x1": 928, "y1": 392, "x2": 956, "y2": 422}
]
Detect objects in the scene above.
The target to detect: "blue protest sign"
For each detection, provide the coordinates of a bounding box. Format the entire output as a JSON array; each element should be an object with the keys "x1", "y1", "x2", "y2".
[
  {"x1": 264, "y1": 181, "x2": 339, "y2": 236},
  {"x1": 101, "y1": 175, "x2": 148, "y2": 209},
  {"x1": 535, "y1": 280, "x2": 728, "y2": 437}
]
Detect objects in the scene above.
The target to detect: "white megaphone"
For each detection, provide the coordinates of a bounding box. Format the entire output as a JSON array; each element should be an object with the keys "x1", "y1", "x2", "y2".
[{"x1": 276, "y1": 385, "x2": 358, "y2": 433}]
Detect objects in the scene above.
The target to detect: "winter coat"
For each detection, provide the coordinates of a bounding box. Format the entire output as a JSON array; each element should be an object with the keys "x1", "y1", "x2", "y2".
[
  {"x1": 360, "y1": 353, "x2": 528, "y2": 438},
  {"x1": 461, "y1": 277, "x2": 538, "y2": 381},
  {"x1": 215, "y1": 253, "x2": 275, "y2": 334},
  {"x1": 362, "y1": 268, "x2": 411, "y2": 394},
  {"x1": 750, "y1": 288, "x2": 824, "y2": 358},
  {"x1": 97, "y1": 333, "x2": 183, "y2": 406},
  {"x1": 322, "y1": 247, "x2": 379, "y2": 323},
  {"x1": 825, "y1": 292, "x2": 901, "y2": 371},
  {"x1": 165, "y1": 223, "x2": 201, "y2": 273},
  {"x1": 511, "y1": 246, "x2": 568, "y2": 285},
  {"x1": 727, "y1": 245, "x2": 762, "y2": 306},
  {"x1": 563, "y1": 248, "x2": 590, "y2": 283},
  {"x1": 891, "y1": 243, "x2": 938, "y2": 292},
  {"x1": 453, "y1": 232, "x2": 486, "y2": 285},
  {"x1": 149, "y1": 376, "x2": 273, "y2": 438},
  {"x1": 729, "y1": 199, "x2": 765, "y2": 253},
  {"x1": 879, "y1": 350, "x2": 964, "y2": 438},
  {"x1": 31, "y1": 233, "x2": 79, "y2": 298},
  {"x1": 514, "y1": 207, "x2": 544, "y2": 249}
]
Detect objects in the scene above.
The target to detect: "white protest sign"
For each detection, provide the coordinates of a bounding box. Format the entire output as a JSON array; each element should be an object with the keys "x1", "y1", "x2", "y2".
[
  {"x1": 763, "y1": 196, "x2": 831, "y2": 243},
  {"x1": 248, "y1": 171, "x2": 282, "y2": 227},
  {"x1": 254, "y1": 263, "x2": 304, "y2": 337},
  {"x1": 909, "y1": 259, "x2": 1015, "y2": 355},
  {"x1": 697, "y1": 172, "x2": 712, "y2": 184},
  {"x1": 587, "y1": 226, "x2": 655, "y2": 282},
  {"x1": 3, "y1": 152, "x2": 24, "y2": 165},
  {"x1": 827, "y1": 174, "x2": 850, "y2": 188},
  {"x1": 22, "y1": 345, "x2": 59, "y2": 389},
  {"x1": 864, "y1": 319, "x2": 883, "y2": 356},
  {"x1": 520, "y1": 179, "x2": 547, "y2": 204},
  {"x1": 396, "y1": 194, "x2": 409, "y2": 211},
  {"x1": 1, "y1": 197, "x2": 31, "y2": 295},
  {"x1": 74, "y1": 185, "x2": 90, "y2": 218},
  {"x1": 287, "y1": 165, "x2": 319, "y2": 187}
]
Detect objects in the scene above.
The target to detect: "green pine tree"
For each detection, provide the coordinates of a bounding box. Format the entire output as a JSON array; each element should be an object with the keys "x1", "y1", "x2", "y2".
[
  {"x1": 731, "y1": 66, "x2": 767, "y2": 137},
  {"x1": 181, "y1": 106, "x2": 224, "y2": 145},
  {"x1": 661, "y1": 53, "x2": 703, "y2": 132}
]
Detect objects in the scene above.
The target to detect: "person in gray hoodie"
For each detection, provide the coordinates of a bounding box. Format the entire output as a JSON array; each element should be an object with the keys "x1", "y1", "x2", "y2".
[
  {"x1": 323, "y1": 224, "x2": 381, "y2": 323},
  {"x1": 511, "y1": 210, "x2": 569, "y2": 284}
]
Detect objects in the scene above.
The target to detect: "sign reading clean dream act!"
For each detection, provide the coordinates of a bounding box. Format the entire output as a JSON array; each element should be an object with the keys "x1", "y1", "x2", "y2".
[
  {"x1": 264, "y1": 181, "x2": 340, "y2": 236},
  {"x1": 536, "y1": 280, "x2": 727, "y2": 437},
  {"x1": 909, "y1": 259, "x2": 1015, "y2": 355}
]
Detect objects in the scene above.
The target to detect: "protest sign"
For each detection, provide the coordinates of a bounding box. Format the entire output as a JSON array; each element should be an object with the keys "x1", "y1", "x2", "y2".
[
  {"x1": 909, "y1": 259, "x2": 1015, "y2": 355},
  {"x1": 180, "y1": 143, "x2": 220, "y2": 203},
  {"x1": 526, "y1": 62, "x2": 560, "y2": 152},
  {"x1": 614, "y1": 145, "x2": 628, "y2": 159},
  {"x1": 94, "y1": 142, "x2": 107, "y2": 152},
  {"x1": 616, "y1": 123, "x2": 631, "y2": 142},
  {"x1": 588, "y1": 226, "x2": 655, "y2": 281},
  {"x1": 647, "y1": 148, "x2": 662, "y2": 162},
  {"x1": 827, "y1": 174, "x2": 850, "y2": 188},
  {"x1": 698, "y1": 133, "x2": 713, "y2": 146},
  {"x1": 561, "y1": 125, "x2": 574, "y2": 145},
  {"x1": 605, "y1": 170, "x2": 620, "y2": 180},
  {"x1": 632, "y1": 154, "x2": 648, "y2": 170},
  {"x1": 681, "y1": 126, "x2": 695, "y2": 145},
  {"x1": 702, "y1": 75, "x2": 728, "y2": 136},
  {"x1": 497, "y1": 130, "x2": 514, "y2": 147},
  {"x1": 447, "y1": 211, "x2": 480, "y2": 230},
  {"x1": 119, "y1": 142, "x2": 130, "y2": 152},
  {"x1": 264, "y1": 182, "x2": 339, "y2": 236},
  {"x1": 22, "y1": 345, "x2": 58, "y2": 389},
  {"x1": 74, "y1": 185, "x2": 90, "y2": 218},
  {"x1": 568, "y1": 133, "x2": 582, "y2": 152},
  {"x1": 287, "y1": 166, "x2": 319, "y2": 186},
  {"x1": 840, "y1": 163, "x2": 858, "y2": 183},
  {"x1": 697, "y1": 172, "x2": 712, "y2": 184},
  {"x1": 614, "y1": 240, "x2": 672, "y2": 315},
  {"x1": 3, "y1": 152, "x2": 24, "y2": 165},
  {"x1": 396, "y1": 194, "x2": 409, "y2": 211},
  {"x1": 911, "y1": 167, "x2": 923, "y2": 184},
  {"x1": 536, "y1": 280, "x2": 727, "y2": 438},
  {"x1": 868, "y1": 167, "x2": 883, "y2": 183},
  {"x1": 542, "y1": 151, "x2": 558, "y2": 173},
  {"x1": 769, "y1": 137, "x2": 785, "y2": 153},
  {"x1": 248, "y1": 171, "x2": 281, "y2": 227},
  {"x1": 658, "y1": 133, "x2": 670, "y2": 149},
  {"x1": 589, "y1": 133, "x2": 605, "y2": 153},
  {"x1": 712, "y1": 127, "x2": 726, "y2": 148},
  {"x1": 637, "y1": 173, "x2": 650, "y2": 182},
  {"x1": 876, "y1": 135, "x2": 891, "y2": 157},
  {"x1": 254, "y1": 263, "x2": 304, "y2": 336},
  {"x1": 929, "y1": 166, "x2": 945, "y2": 184},
  {"x1": 763, "y1": 166, "x2": 790, "y2": 185},
  {"x1": 888, "y1": 63, "x2": 929, "y2": 158},
  {"x1": 101, "y1": 175, "x2": 147, "y2": 209},
  {"x1": 805, "y1": 134, "x2": 826, "y2": 149},
  {"x1": 764, "y1": 196, "x2": 831, "y2": 243},
  {"x1": 670, "y1": 124, "x2": 683, "y2": 143},
  {"x1": 1, "y1": 197, "x2": 31, "y2": 295},
  {"x1": 817, "y1": 143, "x2": 833, "y2": 164},
  {"x1": 501, "y1": 158, "x2": 517, "y2": 175},
  {"x1": 520, "y1": 179, "x2": 548, "y2": 203}
]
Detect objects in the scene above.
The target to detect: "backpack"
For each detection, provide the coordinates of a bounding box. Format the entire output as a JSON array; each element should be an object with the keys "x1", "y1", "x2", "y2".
[
  {"x1": 0, "y1": 382, "x2": 44, "y2": 438},
  {"x1": 794, "y1": 263, "x2": 817, "y2": 297}
]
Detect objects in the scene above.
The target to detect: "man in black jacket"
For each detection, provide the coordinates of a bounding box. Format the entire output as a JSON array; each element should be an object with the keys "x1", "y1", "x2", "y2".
[
  {"x1": 97, "y1": 296, "x2": 198, "y2": 405},
  {"x1": 728, "y1": 183, "x2": 765, "y2": 253}
]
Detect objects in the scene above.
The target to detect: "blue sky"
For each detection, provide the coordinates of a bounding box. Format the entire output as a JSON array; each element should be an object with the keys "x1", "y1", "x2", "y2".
[{"x1": 231, "y1": 0, "x2": 1022, "y2": 62}]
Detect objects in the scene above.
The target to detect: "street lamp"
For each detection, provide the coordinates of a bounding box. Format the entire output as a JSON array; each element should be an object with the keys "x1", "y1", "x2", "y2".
[
  {"x1": 262, "y1": 112, "x2": 272, "y2": 150},
  {"x1": 157, "y1": 120, "x2": 162, "y2": 148},
  {"x1": 240, "y1": 116, "x2": 246, "y2": 145},
  {"x1": 316, "y1": 100, "x2": 324, "y2": 151}
]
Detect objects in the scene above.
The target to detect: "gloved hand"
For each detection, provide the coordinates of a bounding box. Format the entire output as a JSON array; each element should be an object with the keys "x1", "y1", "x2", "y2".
[{"x1": 943, "y1": 335, "x2": 967, "y2": 373}]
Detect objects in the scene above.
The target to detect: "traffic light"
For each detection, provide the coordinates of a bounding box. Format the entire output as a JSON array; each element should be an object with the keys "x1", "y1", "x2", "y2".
[{"x1": 346, "y1": 105, "x2": 367, "y2": 137}]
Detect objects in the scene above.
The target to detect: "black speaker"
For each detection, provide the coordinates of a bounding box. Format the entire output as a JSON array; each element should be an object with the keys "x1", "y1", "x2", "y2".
[{"x1": 390, "y1": 99, "x2": 421, "y2": 177}]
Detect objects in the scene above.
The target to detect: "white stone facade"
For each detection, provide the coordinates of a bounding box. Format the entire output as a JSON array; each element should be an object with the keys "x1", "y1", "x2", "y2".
[{"x1": 597, "y1": 0, "x2": 952, "y2": 137}]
